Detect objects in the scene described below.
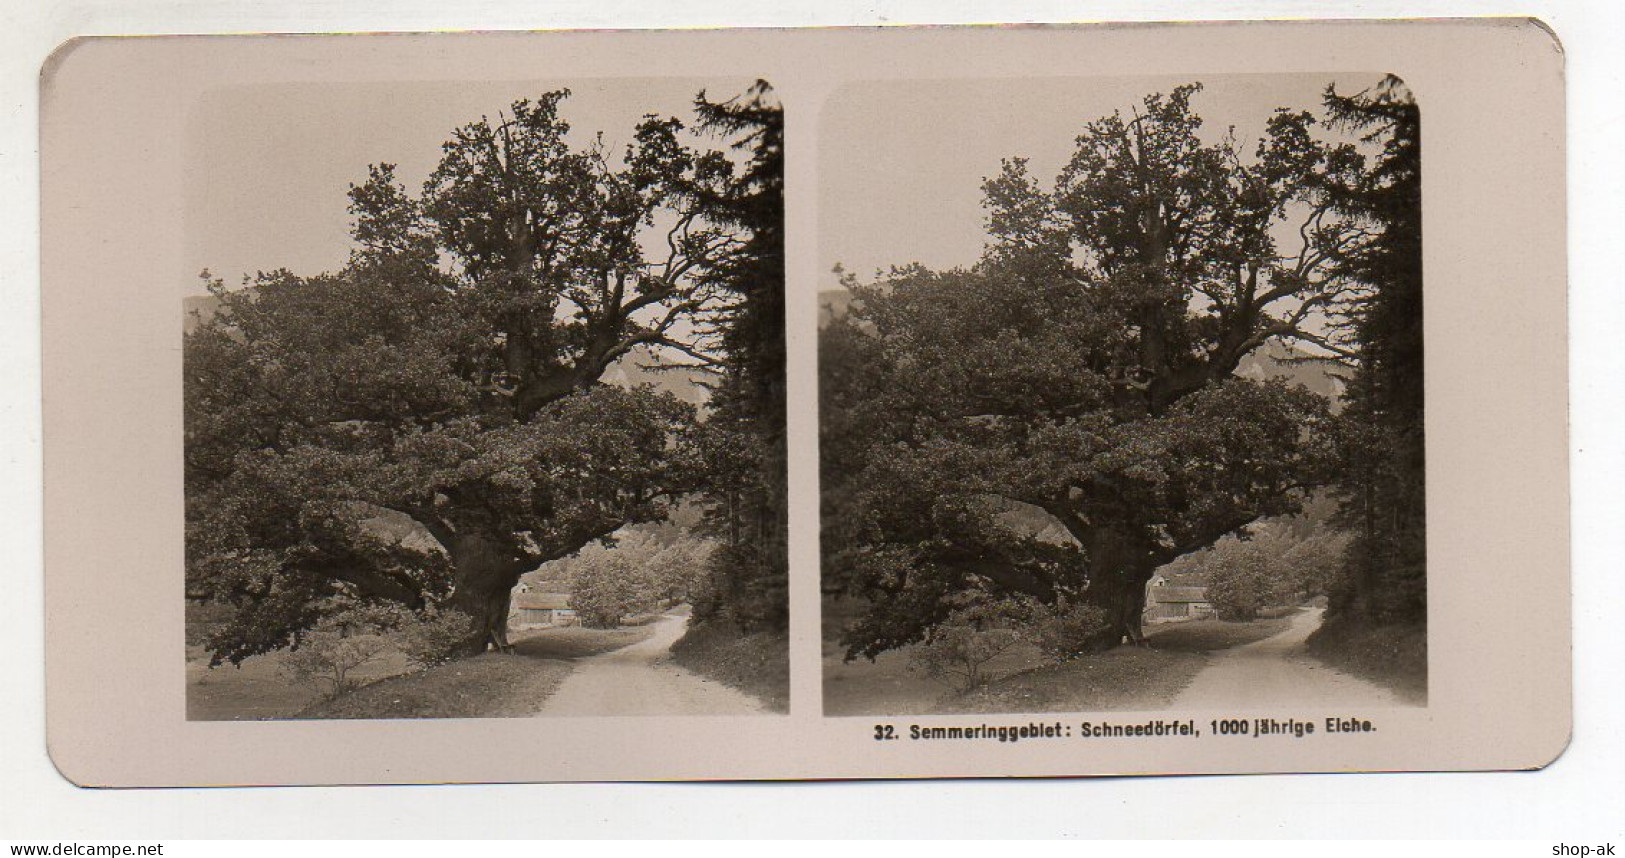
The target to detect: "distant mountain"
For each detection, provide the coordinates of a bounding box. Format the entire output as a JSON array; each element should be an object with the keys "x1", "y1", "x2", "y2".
[
  {"x1": 601, "y1": 344, "x2": 714, "y2": 407},
  {"x1": 1234, "y1": 340, "x2": 1347, "y2": 403}
]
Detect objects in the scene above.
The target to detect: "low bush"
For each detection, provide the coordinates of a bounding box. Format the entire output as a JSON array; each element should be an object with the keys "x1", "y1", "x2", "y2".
[
  {"x1": 1024, "y1": 598, "x2": 1110, "y2": 661},
  {"x1": 279, "y1": 610, "x2": 394, "y2": 699},
  {"x1": 393, "y1": 606, "x2": 482, "y2": 668},
  {"x1": 909, "y1": 599, "x2": 1027, "y2": 692}
]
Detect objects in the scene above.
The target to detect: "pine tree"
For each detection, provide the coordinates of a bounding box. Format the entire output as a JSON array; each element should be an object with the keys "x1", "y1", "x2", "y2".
[
  {"x1": 689, "y1": 82, "x2": 789, "y2": 631},
  {"x1": 1322, "y1": 75, "x2": 1426, "y2": 625}
]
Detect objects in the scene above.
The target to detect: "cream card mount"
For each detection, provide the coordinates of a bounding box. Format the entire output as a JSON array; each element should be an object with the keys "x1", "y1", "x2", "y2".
[{"x1": 42, "y1": 20, "x2": 1567, "y2": 786}]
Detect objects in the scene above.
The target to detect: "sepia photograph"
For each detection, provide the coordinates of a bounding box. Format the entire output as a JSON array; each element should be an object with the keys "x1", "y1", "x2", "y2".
[
  {"x1": 181, "y1": 77, "x2": 789, "y2": 719},
  {"x1": 819, "y1": 74, "x2": 1426, "y2": 716}
]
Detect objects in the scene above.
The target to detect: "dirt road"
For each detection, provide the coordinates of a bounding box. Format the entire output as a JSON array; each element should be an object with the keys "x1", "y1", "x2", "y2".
[
  {"x1": 534, "y1": 609, "x2": 766, "y2": 717},
  {"x1": 1168, "y1": 607, "x2": 1405, "y2": 710}
]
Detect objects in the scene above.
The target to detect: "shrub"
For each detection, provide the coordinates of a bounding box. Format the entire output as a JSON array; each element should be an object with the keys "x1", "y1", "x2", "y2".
[
  {"x1": 393, "y1": 606, "x2": 481, "y2": 667},
  {"x1": 909, "y1": 599, "x2": 1026, "y2": 692},
  {"x1": 279, "y1": 609, "x2": 393, "y2": 699},
  {"x1": 1024, "y1": 598, "x2": 1111, "y2": 661}
]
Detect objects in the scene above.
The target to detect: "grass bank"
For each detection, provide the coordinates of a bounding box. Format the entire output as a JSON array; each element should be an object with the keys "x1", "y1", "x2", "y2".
[
  {"x1": 821, "y1": 595, "x2": 1298, "y2": 716},
  {"x1": 948, "y1": 616, "x2": 1298, "y2": 714},
  {"x1": 188, "y1": 624, "x2": 653, "y2": 720},
  {"x1": 947, "y1": 646, "x2": 1206, "y2": 714},
  {"x1": 186, "y1": 646, "x2": 415, "y2": 721},
  {"x1": 1145, "y1": 615, "x2": 1295, "y2": 652},
  {"x1": 299, "y1": 624, "x2": 655, "y2": 719},
  {"x1": 668, "y1": 621, "x2": 789, "y2": 713},
  {"x1": 1305, "y1": 615, "x2": 1428, "y2": 704},
  {"x1": 297, "y1": 651, "x2": 576, "y2": 719}
]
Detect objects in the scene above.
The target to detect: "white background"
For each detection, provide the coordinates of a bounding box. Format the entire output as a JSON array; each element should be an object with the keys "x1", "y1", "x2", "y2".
[{"x1": 3, "y1": 0, "x2": 1621, "y2": 840}]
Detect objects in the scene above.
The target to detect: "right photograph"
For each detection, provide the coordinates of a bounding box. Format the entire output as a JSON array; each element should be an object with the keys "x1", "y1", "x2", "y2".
[{"x1": 818, "y1": 74, "x2": 1425, "y2": 717}]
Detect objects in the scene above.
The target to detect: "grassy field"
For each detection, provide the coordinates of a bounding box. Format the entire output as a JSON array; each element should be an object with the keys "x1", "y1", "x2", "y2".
[
  {"x1": 947, "y1": 647, "x2": 1206, "y2": 714},
  {"x1": 944, "y1": 617, "x2": 1300, "y2": 714},
  {"x1": 1143, "y1": 615, "x2": 1296, "y2": 652},
  {"x1": 821, "y1": 597, "x2": 1299, "y2": 716},
  {"x1": 186, "y1": 645, "x2": 417, "y2": 721},
  {"x1": 669, "y1": 622, "x2": 790, "y2": 713},
  {"x1": 822, "y1": 597, "x2": 1025, "y2": 716},
  {"x1": 1305, "y1": 615, "x2": 1428, "y2": 704},
  {"x1": 187, "y1": 624, "x2": 654, "y2": 720},
  {"x1": 298, "y1": 652, "x2": 577, "y2": 719},
  {"x1": 824, "y1": 632, "x2": 1055, "y2": 716}
]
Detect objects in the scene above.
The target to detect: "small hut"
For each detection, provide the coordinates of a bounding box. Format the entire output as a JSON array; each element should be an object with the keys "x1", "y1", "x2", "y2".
[
  {"x1": 1144, "y1": 575, "x2": 1215, "y2": 622},
  {"x1": 511, "y1": 592, "x2": 576, "y2": 629}
]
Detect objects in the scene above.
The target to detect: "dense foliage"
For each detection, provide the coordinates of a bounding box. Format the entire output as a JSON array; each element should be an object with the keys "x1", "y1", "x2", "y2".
[
  {"x1": 1024, "y1": 598, "x2": 1113, "y2": 661},
  {"x1": 565, "y1": 529, "x2": 716, "y2": 628},
  {"x1": 1168, "y1": 513, "x2": 1349, "y2": 621}
]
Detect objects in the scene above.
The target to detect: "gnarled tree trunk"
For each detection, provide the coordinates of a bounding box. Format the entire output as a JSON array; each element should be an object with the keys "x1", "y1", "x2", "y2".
[
  {"x1": 445, "y1": 532, "x2": 529, "y2": 656},
  {"x1": 1077, "y1": 527, "x2": 1156, "y2": 650}
]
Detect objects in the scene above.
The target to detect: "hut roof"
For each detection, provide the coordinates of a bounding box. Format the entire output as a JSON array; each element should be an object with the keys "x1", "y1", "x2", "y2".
[
  {"x1": 514, "y1": 592, "x2": 572, "y2": 611},
  {"x1": 1151, "y1": 586, "x2": 1209, "y2": 603}
]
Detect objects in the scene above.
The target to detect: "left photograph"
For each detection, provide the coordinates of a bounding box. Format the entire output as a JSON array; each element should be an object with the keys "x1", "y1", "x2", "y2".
[{"x1": 183, "y1": 79, "x2": 787, "y2": 720}]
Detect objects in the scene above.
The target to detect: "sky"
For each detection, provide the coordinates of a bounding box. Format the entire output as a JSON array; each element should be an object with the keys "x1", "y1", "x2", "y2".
[
  {"x1": 817, "y1": 72, "x2": 1390, "y2": 291},
  {"x1": 183, "y1": 77, "x2": 760, "y2": 295},
  {"x1": 183, "y1": 72, "x2": 1391, "y2": 302}
]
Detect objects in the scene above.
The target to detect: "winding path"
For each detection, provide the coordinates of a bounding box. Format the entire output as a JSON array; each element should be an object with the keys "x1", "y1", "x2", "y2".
[
  {"x1": 534, "y1": 609, "x2": 766, "y2": 717},
  {"x1": 1168, "y1": 607, "x2": 1405, "y2": 710}
]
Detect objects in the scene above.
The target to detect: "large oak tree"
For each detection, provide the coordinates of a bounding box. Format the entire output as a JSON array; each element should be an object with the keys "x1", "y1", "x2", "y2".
[
  {"x1": 186, "y1": 89, "x2": 767, "y2": 662},
  {"x1": 822, "y1": 84, "x2": 1368, "y2": 657}
]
